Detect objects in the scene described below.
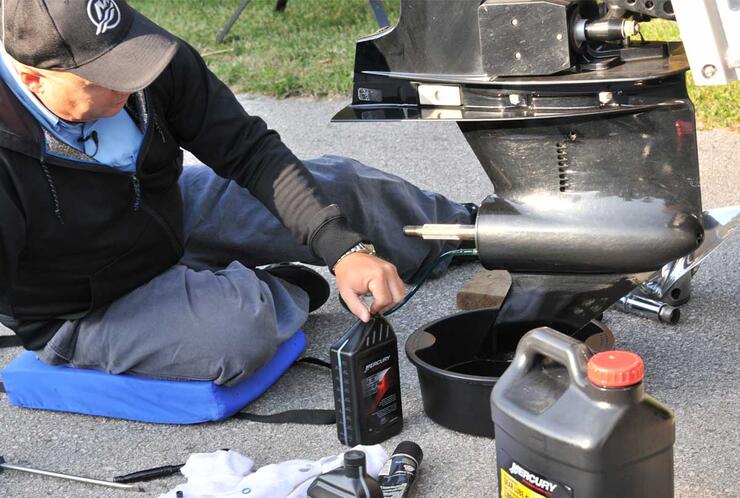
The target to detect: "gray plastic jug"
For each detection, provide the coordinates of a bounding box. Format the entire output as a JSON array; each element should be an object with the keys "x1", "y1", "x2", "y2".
[{"x1": 491, "y1": 327, "x2": 674, "y2": 498}]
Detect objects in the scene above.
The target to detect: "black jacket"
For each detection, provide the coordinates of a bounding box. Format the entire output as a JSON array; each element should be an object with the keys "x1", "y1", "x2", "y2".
[{"x1": 0, "y1": 40, "x2": 363, "y2": 350}]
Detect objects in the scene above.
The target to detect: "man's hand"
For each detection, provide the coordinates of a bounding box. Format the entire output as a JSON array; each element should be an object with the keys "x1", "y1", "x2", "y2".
[{"x1": 334, "y1": 252, "x2": 406, "y2": 322}]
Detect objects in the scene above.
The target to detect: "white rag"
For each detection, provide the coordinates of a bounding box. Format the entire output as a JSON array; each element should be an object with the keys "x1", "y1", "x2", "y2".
[{"x1": 157, "y1": 445, "x2": 389, "y2": 498}]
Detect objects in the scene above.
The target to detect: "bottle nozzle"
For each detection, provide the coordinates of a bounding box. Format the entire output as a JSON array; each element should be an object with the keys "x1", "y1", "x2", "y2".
[
  {"x1": 392, "y1": 441, "x2": 424, "y2": 465},
  {"x1": 343, "y1": 450, "x2": 366, "y2": 478}
]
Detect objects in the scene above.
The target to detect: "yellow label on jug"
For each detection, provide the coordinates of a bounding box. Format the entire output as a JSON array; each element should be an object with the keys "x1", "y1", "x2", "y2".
[{"x1": 500, "y1": 468, "x2": 546, "y2": 498}]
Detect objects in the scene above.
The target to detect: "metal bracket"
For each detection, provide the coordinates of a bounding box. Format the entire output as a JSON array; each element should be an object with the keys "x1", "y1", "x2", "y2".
[
  {"x1": 616, "y1": 205, "x2": 740, "y2": 323},
  {"x1": 672, "y1": 0, "x2": 740, "y2": 85},
  {"x1": 606, "y1": 0, "x2": 676, "y2": 20}
]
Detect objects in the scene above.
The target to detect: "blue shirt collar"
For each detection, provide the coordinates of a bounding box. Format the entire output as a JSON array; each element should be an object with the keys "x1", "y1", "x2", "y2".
[{"x1": 0, "y1": 45, "x2": 142, "y2": 173}]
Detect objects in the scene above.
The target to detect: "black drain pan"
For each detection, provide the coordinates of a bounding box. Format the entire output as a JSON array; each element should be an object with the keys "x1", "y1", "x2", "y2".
[{"x1": 405, "y1": 308, "x2": 612, "y2": 438}]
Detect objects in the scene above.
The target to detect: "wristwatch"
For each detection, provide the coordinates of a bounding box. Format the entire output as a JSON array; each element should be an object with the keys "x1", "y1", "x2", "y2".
[{"x1": 332, "y1": 241, "x2": 376, "y2": 272}]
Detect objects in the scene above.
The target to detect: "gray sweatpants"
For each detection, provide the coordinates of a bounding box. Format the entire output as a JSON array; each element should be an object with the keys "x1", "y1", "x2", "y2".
[{"x1": 39, "y1": 156, "x2": 470, "y2": 385}]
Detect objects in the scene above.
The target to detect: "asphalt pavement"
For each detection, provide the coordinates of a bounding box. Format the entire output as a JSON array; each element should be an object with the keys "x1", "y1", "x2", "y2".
[{"x1": 0, "y1": 95, "x2": 738, "y2": 497}]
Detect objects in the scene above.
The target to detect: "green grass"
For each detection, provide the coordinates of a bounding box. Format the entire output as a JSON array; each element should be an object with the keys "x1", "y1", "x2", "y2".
[
  {"x1": 639, "y1": 20, "x2": 739, "y2": 130},
  {"x1": 130, "y1": 1, "x2": 738, "y2": 129},
  {"x1": 130, "y1": 0, "x2": 400, "y2": 98}
]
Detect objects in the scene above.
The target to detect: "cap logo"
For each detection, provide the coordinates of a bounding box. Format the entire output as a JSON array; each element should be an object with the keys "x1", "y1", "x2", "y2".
[{"x1": 87, "y1": 0, "x2": 121, "y2": 35}]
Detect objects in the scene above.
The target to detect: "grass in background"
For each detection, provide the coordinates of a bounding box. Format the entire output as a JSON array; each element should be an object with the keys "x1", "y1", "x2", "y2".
[
  {"x1": 130, "y1": 0, "x2": 737, "y2": 130},
  {"x1": 639, "y1": 20, "x2": 739, "y2": 130},
  {"x1": 130, "y1": 0, "x2": 399, "y2": 98}
]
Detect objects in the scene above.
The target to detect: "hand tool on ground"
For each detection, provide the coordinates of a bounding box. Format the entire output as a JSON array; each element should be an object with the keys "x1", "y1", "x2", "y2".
[
  {"x1": 114, "y1": 464, "x2": 184, "y2": 484},
  {"x1": 0, "y1": 454, "x2": 143, "y2": 491},
  {"x1": 614, "y1": 294, "x2": 680, "y2": 324}
]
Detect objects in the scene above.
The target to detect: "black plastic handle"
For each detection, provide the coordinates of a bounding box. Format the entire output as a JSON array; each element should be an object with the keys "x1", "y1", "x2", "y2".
[
  {"x1": 113, "y1": 464, "x2": 183, "y2": 484},
  {"x1": 498, "y1": 327, "x2": 592, "y2": 393}
]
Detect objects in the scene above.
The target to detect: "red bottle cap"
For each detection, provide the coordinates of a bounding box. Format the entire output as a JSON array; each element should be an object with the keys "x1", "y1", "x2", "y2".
[{"x1": 587, "y1": 351, "x2": 644, "y2": 388}]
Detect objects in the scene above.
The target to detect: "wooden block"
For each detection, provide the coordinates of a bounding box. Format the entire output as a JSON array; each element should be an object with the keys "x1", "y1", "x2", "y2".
[{"x1": 456, "y1": 270, "x2": 512, "y2": 310}]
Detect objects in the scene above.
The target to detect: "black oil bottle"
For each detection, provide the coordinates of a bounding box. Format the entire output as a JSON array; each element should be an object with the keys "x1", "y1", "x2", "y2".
[
  {"x1": 307, "y1": 450, "x2": 383, "y2": 498},
  {"x1": 491, "y1": 327, "x2": 674, "y2": 498},
  {"x1": 331, "y1": 315, "x2": 403, "y2": 446}
]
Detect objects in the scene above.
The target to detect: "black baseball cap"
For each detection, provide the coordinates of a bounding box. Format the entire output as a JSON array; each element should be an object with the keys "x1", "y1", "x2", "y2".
[{"x1": 1, "y1": 0, "x2": 178, "y2": 92}]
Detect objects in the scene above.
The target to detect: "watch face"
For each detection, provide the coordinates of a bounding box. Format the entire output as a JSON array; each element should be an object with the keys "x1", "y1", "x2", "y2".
[{"x1": 361, "y1": 242, "x2": 376, "y2": 255}]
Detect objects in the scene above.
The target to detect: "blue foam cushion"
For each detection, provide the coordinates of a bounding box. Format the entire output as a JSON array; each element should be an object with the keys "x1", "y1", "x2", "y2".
[{"x1": 2, "y1": 330, "x2": 306, "y2": 424}]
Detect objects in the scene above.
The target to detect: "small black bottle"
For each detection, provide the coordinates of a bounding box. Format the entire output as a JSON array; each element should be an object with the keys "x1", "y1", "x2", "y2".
[
  {"x1": 307, "y1": 450, "x2": 383, "y2": 498},
  {"x1": 378, "y1": 441, "x2": 423, "y2": 498},
  {"x1": 331, "y1": 315, "x2": 403, "y2": 446}
]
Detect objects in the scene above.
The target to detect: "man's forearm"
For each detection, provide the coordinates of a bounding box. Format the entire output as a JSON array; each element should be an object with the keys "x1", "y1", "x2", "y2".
[{"x1": 158, "y1": 40, "x2": 365, "y2": 266}]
